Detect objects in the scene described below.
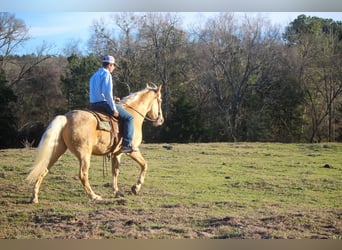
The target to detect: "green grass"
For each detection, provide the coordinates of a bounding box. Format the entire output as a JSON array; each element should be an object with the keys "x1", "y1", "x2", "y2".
[{"x1": 0, "y1": 143, "x2": 341, "y2": 239}]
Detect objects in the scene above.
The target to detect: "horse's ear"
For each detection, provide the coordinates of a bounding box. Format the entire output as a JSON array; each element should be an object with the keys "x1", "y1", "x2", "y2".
[{"x1": 146, "y1": 83, "x2": 150, "y2": 88}]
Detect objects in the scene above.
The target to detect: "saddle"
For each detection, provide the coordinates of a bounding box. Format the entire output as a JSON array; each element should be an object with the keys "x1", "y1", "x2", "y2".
[{"x1": 87, "y1": 106, "x2": 119, "y2": 152}]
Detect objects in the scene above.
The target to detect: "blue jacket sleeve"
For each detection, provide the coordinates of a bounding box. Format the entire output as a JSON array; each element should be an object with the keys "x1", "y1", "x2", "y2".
[{"x1": 102, "y1": 71, "x2": 116, "y2": 111}]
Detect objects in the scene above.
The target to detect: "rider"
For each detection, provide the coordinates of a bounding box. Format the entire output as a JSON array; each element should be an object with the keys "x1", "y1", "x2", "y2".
[{"x1": 89, "y1": 55, "x2": 137, "y2": 153}]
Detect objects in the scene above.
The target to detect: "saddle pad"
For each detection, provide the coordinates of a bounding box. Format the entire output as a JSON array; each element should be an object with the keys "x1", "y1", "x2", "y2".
[
  {"x1": 87, "y1": 110, "x2": 116, "y2": 132},
  {"x1": 98, "y1": 120, "x2": 111, "y2": 131}
]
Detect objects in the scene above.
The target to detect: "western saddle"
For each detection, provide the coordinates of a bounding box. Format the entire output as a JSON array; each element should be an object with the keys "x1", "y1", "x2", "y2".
[{"x1": 87, "y1": 106, "x2": 119, "y2": 152}]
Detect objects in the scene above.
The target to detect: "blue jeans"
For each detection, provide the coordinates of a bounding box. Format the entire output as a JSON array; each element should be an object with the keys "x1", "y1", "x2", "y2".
[{"x1": 90, "y1": 102, "x2": 134, "y2": 147}]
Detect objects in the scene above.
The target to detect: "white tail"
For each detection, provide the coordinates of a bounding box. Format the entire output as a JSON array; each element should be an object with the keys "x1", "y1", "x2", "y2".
[{"x1": 26, "y1": 115, "x2": 67, "y2": 184}]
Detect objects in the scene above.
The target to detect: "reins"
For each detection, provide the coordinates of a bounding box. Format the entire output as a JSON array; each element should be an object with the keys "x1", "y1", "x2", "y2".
[{"x1": 119, "y1": 100, "x2": 161, "y2": 123}]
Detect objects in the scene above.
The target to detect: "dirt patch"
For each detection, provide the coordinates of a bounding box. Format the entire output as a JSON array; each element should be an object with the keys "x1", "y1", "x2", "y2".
[
  {"x1": 2, "y1": 203, "x2": 340, "y2": 239},
  {"x1": 14, "y1": 205, "x2": 196, "y2": 239},
  {"x1": 201, "y1": 210, "x2": 342, "y2": 239}
]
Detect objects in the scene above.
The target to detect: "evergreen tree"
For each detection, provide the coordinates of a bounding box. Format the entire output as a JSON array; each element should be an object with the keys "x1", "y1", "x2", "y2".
[
  {"x1": 61, "y1": 54, "x2": 100, "y2": 110},
  {"x1": 160, "y1": 95, "x2": 202, "y2": 143},
  {"x1": 0, "y1": 69, "x2": 17, "y2": 148}
]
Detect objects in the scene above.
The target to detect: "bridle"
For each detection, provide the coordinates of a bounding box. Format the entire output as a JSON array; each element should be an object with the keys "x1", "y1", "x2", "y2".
[{"x1": 120, "y1": 94, "x2": 162, "y2": 123}]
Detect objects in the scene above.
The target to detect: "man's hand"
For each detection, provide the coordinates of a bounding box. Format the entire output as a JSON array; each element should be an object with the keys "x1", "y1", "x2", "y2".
[
  {"x1": 113, "y1": 110, "x2": 119, "y2": 118},
  {"x1": 115, "y1": 97, "x2": 121, "y2": 103}
]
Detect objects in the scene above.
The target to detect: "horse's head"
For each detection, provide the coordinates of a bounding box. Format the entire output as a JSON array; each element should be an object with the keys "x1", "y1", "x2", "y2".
[{"x1": 147, "y1": 84, "x2": 164, "y2": 127}]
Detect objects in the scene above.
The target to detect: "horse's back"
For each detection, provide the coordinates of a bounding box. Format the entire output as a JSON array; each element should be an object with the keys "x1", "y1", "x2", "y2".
[{"x1": 65, "y1": 110, "x2": 97, "y2": 132}]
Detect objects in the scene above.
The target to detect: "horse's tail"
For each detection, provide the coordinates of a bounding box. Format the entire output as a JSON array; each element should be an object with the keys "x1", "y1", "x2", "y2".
[{"x1": 26, "y1": 115, "x2": 67, "y2": 184}]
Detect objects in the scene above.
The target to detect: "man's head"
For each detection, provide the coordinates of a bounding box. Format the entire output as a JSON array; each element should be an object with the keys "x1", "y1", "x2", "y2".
[{"x1": 102, "y1": 55, "x2": 118, "y2": 72}]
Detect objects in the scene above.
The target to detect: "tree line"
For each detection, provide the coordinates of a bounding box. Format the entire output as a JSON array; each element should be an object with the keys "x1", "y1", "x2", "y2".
[{"x1": 1, "y1": 12, "x2": 342, "y2": 148}]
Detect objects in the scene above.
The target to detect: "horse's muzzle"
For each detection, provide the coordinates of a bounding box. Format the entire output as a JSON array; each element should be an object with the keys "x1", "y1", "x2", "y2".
[{"x1": 153, "y1": 116, "x2": 164, "y2": 126}]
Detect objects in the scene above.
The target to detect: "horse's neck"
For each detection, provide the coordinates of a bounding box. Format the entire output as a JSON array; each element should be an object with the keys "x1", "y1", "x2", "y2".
[{"x1": 125, "y1": 90, "x2": 152, "y2": 115}]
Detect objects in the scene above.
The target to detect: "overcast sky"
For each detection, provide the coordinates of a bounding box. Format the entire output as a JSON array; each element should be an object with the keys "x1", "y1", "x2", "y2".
[{"x1": 13, "y1": 12, "x2": 342, "y2": 55}]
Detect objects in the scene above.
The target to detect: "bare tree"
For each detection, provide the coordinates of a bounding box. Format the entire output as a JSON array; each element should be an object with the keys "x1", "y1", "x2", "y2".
[
  {"x1": 196, "y1": 13, "x2": 283, "y2": 141},
  {"x1": 303, "y1": 32, "x2": 342, "y2": 142},
  {"x1": 0, "y1": 13, "x2": 52, "y2": 89},
  {"x1": 112, "y1": 12, "x2": 143, "y2": 94},
  {"x1": 137, "y1": 12, "x2": 188, "y2": 117},
  {"x1": 62, "y1": 38, "x2": 84, "y2": 57},
  {"x1": 0, "y1": 13, "x2": 29, "y2": 64},
  {"x1": 88, "y1": 17, "x2": 119, "y2": 57},
  {"x1": 284, "y1": 15, "x2": 342, "y2": 142}
]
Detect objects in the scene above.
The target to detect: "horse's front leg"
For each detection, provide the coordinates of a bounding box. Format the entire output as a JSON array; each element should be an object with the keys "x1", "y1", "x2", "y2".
[
  {"x1": 112, "y1": 154, "x2": 124, "y2": 198},
  {"x1": 128, "y1": 151, "x2": 147, "y2": 195}
]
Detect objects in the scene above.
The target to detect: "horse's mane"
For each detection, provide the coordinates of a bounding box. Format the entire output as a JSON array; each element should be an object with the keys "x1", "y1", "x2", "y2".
[{"x1": 122, "y1": 84, "x2": 158, "y2": 104}]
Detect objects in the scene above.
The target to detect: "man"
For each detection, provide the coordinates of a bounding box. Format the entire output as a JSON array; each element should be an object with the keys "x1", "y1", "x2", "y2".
[{"x1": 89, "y1": 55, "x2": 137, "y2": 153}]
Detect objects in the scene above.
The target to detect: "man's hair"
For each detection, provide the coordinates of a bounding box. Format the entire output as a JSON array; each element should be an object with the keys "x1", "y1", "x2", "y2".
[{"x1": 102, "y1": 62, "x2": 110, "y2": 68}]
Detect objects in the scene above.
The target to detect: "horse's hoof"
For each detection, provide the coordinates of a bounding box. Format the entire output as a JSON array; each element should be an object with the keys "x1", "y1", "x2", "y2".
[
  {"x1": 131, "y1": 185, "x2": 140, "y2": 195},
  {"x1": 30, "y1": 197, "x2": 39, "y2": 204},
  {"x1": 114, "y1": 190, "x2": 125, "y2": 198},
  {"x1": 92, "y1": 195, "x2": 103, "y2": 201}
]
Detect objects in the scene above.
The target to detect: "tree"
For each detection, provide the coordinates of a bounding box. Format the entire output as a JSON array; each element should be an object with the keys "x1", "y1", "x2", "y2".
[
  {"x1": 242, "y1": 75, "x2": 304, "y2": 142},
  {"x1": 61, "y1": 54, "x2": 100, "y2": 110},
  {"x1": 0, "y1": 13, "x2": 54, "y2": 147},
  {"x1": 0, "y1": 69, "x2": 17, "y2": 148},
  {"x1": 159, "y1": 93, "x2": 203, "y2": 143},
  {"x1": 195, "y1": 13, "x2": 283, "y2": 141},
  {"x1": 136, "y1": 13, "x2": 190, "y2": 118},
  {"x1": 11, "y1": 56, "x2": 67, "y2": 146},
  {"x1": 111, "y1": 12, "x2": 142, "y2": 95},
  {"x1": 0, "y1": 13, "x2": 51, "y2": 88},
  {"x1": 284, "y1": 15, "x2": 342, "y2": 142},
  {"x1": 0, "y1": 13, "x2": 29, "y2": 65}
]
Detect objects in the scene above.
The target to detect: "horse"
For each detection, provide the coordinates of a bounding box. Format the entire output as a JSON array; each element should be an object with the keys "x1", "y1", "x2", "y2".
[{"x1": 26, "y1": 84, "x2": 164, "y2": 203}]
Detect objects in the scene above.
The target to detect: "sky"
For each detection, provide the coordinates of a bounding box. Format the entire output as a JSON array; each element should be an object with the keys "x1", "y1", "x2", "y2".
[{"x1": 12, "y1": 12, "x2": 342, "y2": 55}]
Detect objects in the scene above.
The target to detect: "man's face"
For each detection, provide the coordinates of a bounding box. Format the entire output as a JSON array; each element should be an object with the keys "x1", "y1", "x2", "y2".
[{"x1": 109, "y1": 63, "x2": 115, "y2": 73}]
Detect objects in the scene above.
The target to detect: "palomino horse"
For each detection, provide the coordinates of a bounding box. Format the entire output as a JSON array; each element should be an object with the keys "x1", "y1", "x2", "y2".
[{"x1": 26, "y1": 84, "x2": 164, "y2": 203}]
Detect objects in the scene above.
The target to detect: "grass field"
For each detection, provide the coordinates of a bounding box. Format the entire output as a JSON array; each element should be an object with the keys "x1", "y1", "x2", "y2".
[{"x1": 0, "y1": 143, "x2": 341, "y2": 239}]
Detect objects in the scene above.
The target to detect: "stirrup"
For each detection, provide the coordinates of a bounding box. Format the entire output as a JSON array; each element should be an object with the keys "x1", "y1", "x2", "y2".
[{"x1": 121, "y1": 146, "x2": 139, "y2": 153}]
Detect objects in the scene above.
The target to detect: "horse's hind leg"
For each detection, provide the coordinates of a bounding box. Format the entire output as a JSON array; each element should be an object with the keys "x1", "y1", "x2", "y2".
[
  {"x1": 78, "y1": 153, "x2": 102, "y2": 201},
  {"x1": 31, "y1": 168, "x2": 49, "y2": 204},
  {"x1": 31, "y1": 142, "x2": 67, "y2": 203},
  {"x1": 128, "y1": 151, "x2": 148, "y2": 195}
]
